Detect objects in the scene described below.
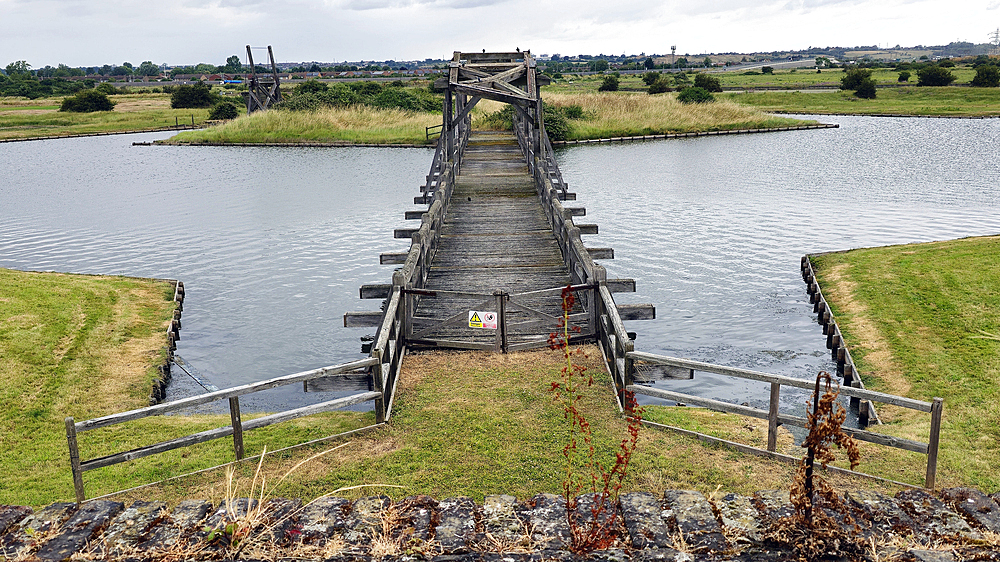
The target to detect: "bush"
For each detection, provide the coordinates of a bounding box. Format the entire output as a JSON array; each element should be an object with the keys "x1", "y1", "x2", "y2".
[
  {"x1": 294, "y1": 80, "x2": 328, "y2": 95},
  {"x1": 840, "y1": 68, "x2": 873, "y2": 90},
  {"x1": 917, "y1": 65, "x2": 956, "y2": 86},
  {"x1": 641, "y1": 71, "x2": 661, "y2": 86},
  {"x1": 542, "y1": 103, "x2": 570, "y2": 142},
  {"x1": 209, "y1": 100, "x2": 240, "y2": 120},
  {"x1": 854, "y1": 78, "x2": 877, "y2": 99},
  {"x1": 647, "y1": 77, "x2": 672, "y2": 94},
  {"x1": 898, "y1": 71, "x2": 911, "y2": 82},
  {"x1": 171, "y1": 83, "x2": 219, "y2": 108},
  {"x1": 59, "y1": 90, "x2": 115, "y2": 112},
  {"x1": 597, "y1": 75, "x2": 619, "y2": 92},
  {"x1": 693, "y1": 73, "x2": 722, "y2": 92},
  {"x1": 561, "y1": 105, "x2": 584, "y2": 119},
  {"x1": 761, "y1": 66, "x2": 773, "y2": 74},
  {"x1": 676, "y1": 86, "x2": 714, "y2": 104},
  {"x1": 971, "y1": 65, "x2": 1000, "y2": 88}
]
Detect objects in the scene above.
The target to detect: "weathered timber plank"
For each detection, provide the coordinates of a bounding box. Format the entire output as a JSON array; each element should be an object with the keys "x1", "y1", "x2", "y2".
[
  {"x1": 607, "y1": 279, "x2": 636, "y2": 292},
  {"x1": 360, "y1": 284, "x2": 392, "y2": 299},
  {"x1": 588, "y1": 248, "x2": 614, "y2": 260},
  {"x1": 380, "y1": 252, "x2": 407, "y2": 264},
  {"x1": 344, "y1": 311, "x2": 383, "y2": 327},
  {"x1": 617, "y1": 304, "x2": 655, "y2": 321}
]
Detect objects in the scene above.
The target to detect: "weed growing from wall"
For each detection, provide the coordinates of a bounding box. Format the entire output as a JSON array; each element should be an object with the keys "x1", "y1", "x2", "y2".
[{"x1": 548, "y1": 285, "x2": 643, "y2": 553}]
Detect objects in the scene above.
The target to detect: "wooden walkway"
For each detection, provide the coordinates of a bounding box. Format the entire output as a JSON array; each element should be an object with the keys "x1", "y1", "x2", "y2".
[{"x1": 409, "y1": 131, "x2": 576, "y2": 348}]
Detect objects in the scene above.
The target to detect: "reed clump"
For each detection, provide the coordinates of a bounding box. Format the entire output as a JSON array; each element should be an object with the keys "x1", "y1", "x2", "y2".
[{"x1": 169, "y1": 106, "x2": 440, "y2": 145}]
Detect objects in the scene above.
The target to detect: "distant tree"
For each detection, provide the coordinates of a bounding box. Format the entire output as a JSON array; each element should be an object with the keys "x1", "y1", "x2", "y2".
[
  {"x1": 937, "y1": 58, "x2": 955, "y2": 67},
  {"x1": 309, "y1": 64, "x2": 322, "y2": 73},
  {"x1": 693, "y1": 73, "x2": 722, "y2": 92},
  {"x1": 917, "y1": 65, "x2": 955, "y2": 86},
  {"x1": 209, "y1": 100, "x2": 240, "y2": 120},
  {"x1": 59, "y1": 90, "x2": 115, "y2": 112},
  {"x1": 647, "y1": 76, "x2": 671, "y2": 94},
  {"x1": 643, "y1": 57, "x2": 655, "y2": 70},
  {"x1": 597, "y1": 75, "x2": 619, "y2": 91},
  {"x1": 854, "y1": 78, "x2": 877, "y2": 99},
  {"x1": 295, "y1": 79, "x2": 328, "y2": 94},
  {"x1": 677, "y1": 86, "x2": 714, "y2": 103},
  {"x1": 5, "y1": 60, "x2": 32, "y2": 77},
  {"x1": 840, "y1": 68, "x2": 873, "y2": 90},
  {"x1": 897, "y1": 70, "x2": 911, "y2": 82},
  {"x1": 589, "y1": 59, "x2": 609, "y2": 72},
  {"x1": 761, "y1": 66, "x2": 773, "y2": 74},
  {"x1": 641, "y1": 71, "x2": 660, "y2": 85},
  {"x1": 703, "y1": 56, "x2": 712, "y2": 68},
  {"x1": 223, "y1": 55, "x2": 242, "y2": 73},
  {"x1": 136, "y1": 61, "x2": 160, "y2": 76},
  {"x1": 675, "y1": 57, "x2": 688, "y2": 68},
  {"x1": 971, "y1": 65, "x2": 1000, "y2": 87},
  {"x1": 170, "y1": 82, "x2": 218, "y2": 108}
]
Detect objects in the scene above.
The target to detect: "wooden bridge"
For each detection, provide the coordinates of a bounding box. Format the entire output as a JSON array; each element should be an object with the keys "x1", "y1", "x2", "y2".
[{"x1": 344, "y1": 50, "x2": 654, "y2": 418}]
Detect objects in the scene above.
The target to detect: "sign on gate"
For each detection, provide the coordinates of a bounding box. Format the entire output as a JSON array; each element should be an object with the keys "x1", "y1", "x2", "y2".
[{"x1": 469, "y1": 310, "x2": 497, "y2": 329}]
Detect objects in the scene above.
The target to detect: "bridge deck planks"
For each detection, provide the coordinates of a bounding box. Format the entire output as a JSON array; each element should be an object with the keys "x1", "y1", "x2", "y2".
[{"x1": 412, "y1": 131, "x2": 576, "y2": 345}]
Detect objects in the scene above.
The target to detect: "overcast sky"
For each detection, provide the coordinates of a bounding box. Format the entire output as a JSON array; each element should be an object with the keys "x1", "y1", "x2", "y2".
[{"x1": 2, "y1": 0, "x2": 998, "y2": 68}]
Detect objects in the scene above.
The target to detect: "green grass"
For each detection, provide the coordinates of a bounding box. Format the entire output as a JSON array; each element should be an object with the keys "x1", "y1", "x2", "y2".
[
  {"x1": 0, "y1": 93, "x2": 213, "y2": 140},
  {"x1": 166, "y1": 105, "x2": 440, "y2": 145},
  {"x1": 810, "y1": 235, "x2": 1000, "y2": 492},
  {"x1": 0, "y1": 268, "x2": 372, "y2": 507},
  {"x1": 722, "y1": 86, "x2": 1000, "y2": 116}
]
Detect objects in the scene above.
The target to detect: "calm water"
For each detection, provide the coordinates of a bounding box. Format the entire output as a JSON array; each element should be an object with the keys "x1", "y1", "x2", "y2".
[{"x1": 2, "y1": 115, "x2": 998, "y2": 414}]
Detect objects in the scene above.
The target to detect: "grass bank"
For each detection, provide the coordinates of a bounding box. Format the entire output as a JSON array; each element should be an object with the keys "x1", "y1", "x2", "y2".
[
  {"x1": 532, "y1": 92, "x2": 816, "y2": 139},
  {"x1": 723, "y1": 86, "x2": 1000, "y2": 116},
  {"x1": 163, "y1": 105, "x2": 441, "y2": 145},
  {"x1": 0, "y1": 269, "x2": 371, "y2": 507},
  {"x1": 0, "y1": 93, "x2": 215, "y2": 140},
  {"x1": 810, "y1": 235, "x2": 1000, "y2": 492},
  {"x1": 110, "y1": 348, "x2": 901, "y2": 510}
]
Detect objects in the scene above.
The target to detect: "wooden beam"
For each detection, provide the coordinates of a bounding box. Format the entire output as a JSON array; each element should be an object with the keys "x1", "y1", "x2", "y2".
[
  {"x1": 344, "y1": 311, "x2": 383, "y2": 327},
  {"x1": 452, "y1": 83, "x2": 532, "y2": 106},
  {"x1": 588, "y1": 248, "x2": 614, "y2": 260},
  {"x1": 394, "y1": 228, "x2": 418, "y2": 239},
  {"x1": 404, "y1": 210, "x2": 425, "y2": 220},
  {"x1": 617, "y1": 304, "x2": 655, "y2": 321},
  {"x1": 380, "y1": 252, "x2": 407, "y2": 265},
  {"x1": 577, "y1": 224, "x2": 598, "y2": 235},
  {"x1": 557, "y1": 192, "x2": 576, "y2": 201},
  {"x1": 360, "y1": 284, "x2": 392, "y2": 299},
  {"x1": 606, "y1": 279, "x2": 636, "y2": 293},
  {"x1": 564, "y1": 207, "x2": 585, "y2": 217}
]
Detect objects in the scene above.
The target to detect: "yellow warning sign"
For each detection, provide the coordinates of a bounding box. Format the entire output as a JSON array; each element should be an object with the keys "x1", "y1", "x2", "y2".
[{"x1": 469, "y1": 310, "x2": 497, "y2": 329}]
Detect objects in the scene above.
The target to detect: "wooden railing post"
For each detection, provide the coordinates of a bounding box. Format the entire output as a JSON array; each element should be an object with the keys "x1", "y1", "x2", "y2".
[
  {"x1": 494, "y1": 291, "x2": 508, "y2": 353},
  {"x1": 65, "y1": 417, "x2": 86, "y2": 504},
  {"x1": 767, "y1": 382, "x2": 781, "y2": 452},
  {"x1": 229, "y1": 397, "x2": 244, "y2": 460},
  {"x1": 925, "y1": 397, "x2": 944, "y2": 488},
  {"x1": 372, "y1": 348, "x2": 386, "y2": 424}
]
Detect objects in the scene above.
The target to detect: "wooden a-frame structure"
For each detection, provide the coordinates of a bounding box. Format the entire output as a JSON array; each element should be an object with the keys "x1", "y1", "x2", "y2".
[{"x1": 245, "y1": 45, "x2": 282, "y2": 114}]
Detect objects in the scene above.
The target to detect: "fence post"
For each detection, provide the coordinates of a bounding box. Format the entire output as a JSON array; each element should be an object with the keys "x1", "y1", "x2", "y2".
[
  {"x1": 372, "y1": 348, "x2": 386, "y2": 424},
  {"x1": 767, "y1": 383, "x2": 781, "y2": 452},
  {"x1": 494, "y1": 291, "x2": 507, "y2": 353},
  {"x1": 229, "y1": 397, "x2": 244, "y2": 460},
  {"x1": 925, "y1": 397, "x2": 944, "y2": 489},
  {"x1": 65, "y1": 417, "x2": 86, "y2": 504}
]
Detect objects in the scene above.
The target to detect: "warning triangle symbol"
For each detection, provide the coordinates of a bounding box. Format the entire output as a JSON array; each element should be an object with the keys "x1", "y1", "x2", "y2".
[{"x1": 470, "y1": 312, "x2": 482, "y2": 323}]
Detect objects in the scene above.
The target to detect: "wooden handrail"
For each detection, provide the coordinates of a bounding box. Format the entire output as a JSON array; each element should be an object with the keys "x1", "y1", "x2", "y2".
[{"x1": 625, "y1": 350, "x2": 944, "y2": 488}]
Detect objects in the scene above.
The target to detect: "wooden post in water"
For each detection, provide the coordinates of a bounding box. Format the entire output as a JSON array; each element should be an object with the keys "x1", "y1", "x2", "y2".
[
  {"x1": 229, "y1": 397, "x2": 244, "y2": 460},
  {"x1": 65, "y1": 417, "x2": 86, "y2": 504}
]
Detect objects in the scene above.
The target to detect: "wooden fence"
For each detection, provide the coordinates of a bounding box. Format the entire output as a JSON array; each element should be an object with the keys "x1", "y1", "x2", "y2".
[
  {"x1": 624, "y1": 351, "x2": 944, "y2": 488},
  {"x1": 65, "y1": 358, "x2": 383, "y2": 503}
]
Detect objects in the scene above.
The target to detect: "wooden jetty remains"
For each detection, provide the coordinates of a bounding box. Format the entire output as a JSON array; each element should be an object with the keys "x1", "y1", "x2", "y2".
[{"x1": 344, "y1": 50, "x2": 655, "y2": 418}]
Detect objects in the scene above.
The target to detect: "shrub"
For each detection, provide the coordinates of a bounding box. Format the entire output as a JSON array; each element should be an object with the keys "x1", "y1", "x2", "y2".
[
  {"x1": 917, "y1": 65, "x2": 956, "y2": 86},
  {"x1": 897, "y1": 71, "x2": 911, "y2": 82},
  {"x1": 209, "y1": 100, "x2": 241, "y2": 120},
  {"x1": 647, "y1": 77, "x2": 672, "y2": 94},
  {"x1": 641, "y1": 71, "x2": 660, "y2": 86},
  {"x1": 971, "y1": 65, "x2": 1000, "y2": 88},
  {"x1": 561, "y1": 105, "x2": 584, "y2": 119},
  {"x1": 854, "y1": 78, "x2": 877, "y2": 99},
  {"x1": 59, "y1": 90, "x2": 115, "y2": 112},
  {"x1": 676, "y1": 86, "x2": 714, "y2": 104},
  {"x1": 294, "y1": 80, "x2": 328, "y2": 95},
  {"x1": 761, "y1": 66, "x2": 773, "y2": 74},
  {"x1": 171, "y1": 83, "x2": 219, "y2": 108},
  {"x1": 597, "y1": 75, "x2": 619, "y2": 92},
  {"x1": 840, "y1": 68, "x2": 873, "y2": 90},
  {"x1": 693, "y1": 73, "x2": 722, "y2": 92},
  {"x1": 542, "y1": 103, "x2": 569, "y2": 142}
]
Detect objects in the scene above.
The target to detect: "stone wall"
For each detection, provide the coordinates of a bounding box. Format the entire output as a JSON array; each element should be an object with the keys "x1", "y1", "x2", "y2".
[{"x1": 2, "y1": 487, "x2": 999, "y2": 561}]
